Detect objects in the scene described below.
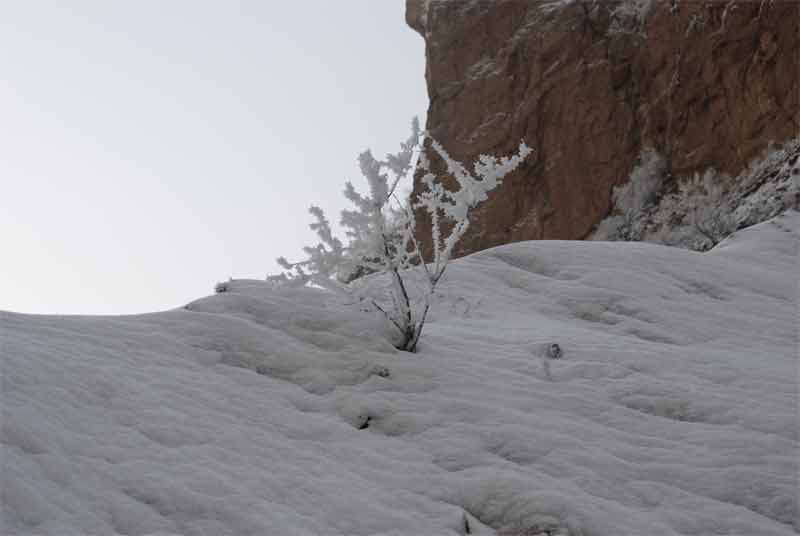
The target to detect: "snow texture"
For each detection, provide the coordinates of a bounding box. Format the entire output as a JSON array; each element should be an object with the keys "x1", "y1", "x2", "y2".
[{"x1": 2, "y1": 212, "x2": 798, "y2": 535}]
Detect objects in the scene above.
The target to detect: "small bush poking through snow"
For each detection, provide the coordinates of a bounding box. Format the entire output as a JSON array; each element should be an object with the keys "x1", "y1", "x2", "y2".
[
  {"x1": 214, "y1": 279, "x2": 231, "y2": 294},
  {"x1": 270, "y1": 119, "x2": 531, "y2": 352}
]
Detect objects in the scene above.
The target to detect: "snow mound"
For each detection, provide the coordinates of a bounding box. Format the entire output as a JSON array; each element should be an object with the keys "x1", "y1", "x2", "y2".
[{"x1": 2, "y1": 211, "x2": 797, "y2": 535}]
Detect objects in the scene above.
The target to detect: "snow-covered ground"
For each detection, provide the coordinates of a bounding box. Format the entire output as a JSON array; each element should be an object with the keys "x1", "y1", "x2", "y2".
[{"x1": 2, "y1": 212, "x2": 797, "y2": 536}]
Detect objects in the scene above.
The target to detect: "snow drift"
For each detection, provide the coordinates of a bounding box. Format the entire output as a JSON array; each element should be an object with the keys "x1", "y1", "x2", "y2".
[{"x1": 2, "y1": 212, "x2": 797, "y2": 535}]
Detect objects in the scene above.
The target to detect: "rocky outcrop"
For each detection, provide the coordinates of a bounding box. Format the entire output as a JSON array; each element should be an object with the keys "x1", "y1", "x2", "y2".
[{"x1": 407, "y1": 0, "x2": 799, "y2": 257}]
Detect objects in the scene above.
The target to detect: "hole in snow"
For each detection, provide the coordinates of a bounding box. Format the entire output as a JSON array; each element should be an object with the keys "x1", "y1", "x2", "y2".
[
  {"x1": 622, "y1": 327, "x2": 679, "y2": 345},
  {"x1": 675, "y1": 279, "x2": 730, "y2": 301},
  {"x1": 618, "y1": 395, "x2": 706, "y2": 423}
]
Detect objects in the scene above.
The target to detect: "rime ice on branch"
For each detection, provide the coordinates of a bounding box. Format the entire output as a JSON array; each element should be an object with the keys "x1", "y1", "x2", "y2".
[{"x1": 270, "y1": 119, "x2": 531, "y2": 351}]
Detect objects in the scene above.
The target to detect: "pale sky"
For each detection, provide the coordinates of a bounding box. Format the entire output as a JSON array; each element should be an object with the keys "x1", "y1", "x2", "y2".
[{"x1": 1, "y1": 1, "x2": 428, "y2": 315}]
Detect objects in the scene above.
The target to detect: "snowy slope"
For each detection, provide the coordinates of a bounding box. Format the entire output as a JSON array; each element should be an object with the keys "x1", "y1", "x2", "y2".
[{"x1": 2, "y1": 212, "x2": 797, "y2": 536}]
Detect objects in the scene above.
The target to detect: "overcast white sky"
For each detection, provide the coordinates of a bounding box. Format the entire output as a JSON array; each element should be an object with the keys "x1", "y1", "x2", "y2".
[{"x1": 1, "y1": 1, "x2": 428, "y2": 314}]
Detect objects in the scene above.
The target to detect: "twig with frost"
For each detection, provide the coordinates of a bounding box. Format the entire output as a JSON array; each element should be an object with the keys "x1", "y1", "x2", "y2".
[{"x1": 270, "y1": 119, "x2": 531, "y2": 352}]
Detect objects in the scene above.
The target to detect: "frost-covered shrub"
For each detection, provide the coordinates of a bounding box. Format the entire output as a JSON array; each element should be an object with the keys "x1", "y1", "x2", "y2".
[
  {"x1": 680, "y1": 170, "x2": 736, "y2": 249},
  {"x1": 592, "y1": 148, "x2": 667, "y2": 241},
  {"x1": 590, "y1": 214, "x2": 627, "y2": 242},
  {"x1": 270, "y1": 120, "x2": 531, "y2": 352},
  {"x1": 664, "y1": 140, "x2": 799, "y2": 249},
  {"x1": 731, "y1": 139, "x2": 800, "y2": 228},
  {"x1": 614, "y1": 149, "x2": 666, "y2": 218},
  {"x1": 593, "y1": 138, "x2": 799, "y2": 251}
]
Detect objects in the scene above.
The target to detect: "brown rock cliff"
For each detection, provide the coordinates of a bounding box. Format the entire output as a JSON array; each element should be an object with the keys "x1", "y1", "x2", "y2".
[{"x1": 407, "y1": 0, "x2": 799, "y2": 256}]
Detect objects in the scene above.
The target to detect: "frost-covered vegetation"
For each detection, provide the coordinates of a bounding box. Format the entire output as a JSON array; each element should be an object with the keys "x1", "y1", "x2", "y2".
[
  {"x1": 3, "y1": 212, "x2": 798, "y2": 535},
  {"x1": 592, "y1": 139, "x2": 800, "y2": 250},
  {"x1": 270, "y1": 120, "x2": 531, "y2": 352},
  {"x1": 592, "y1": 149, "x2": 667, "y2": 242}
]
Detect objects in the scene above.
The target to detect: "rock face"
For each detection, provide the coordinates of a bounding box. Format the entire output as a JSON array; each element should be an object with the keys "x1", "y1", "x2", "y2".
[{"x1": 407, "y1": 0, "x2": 798, "y2": 257}]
